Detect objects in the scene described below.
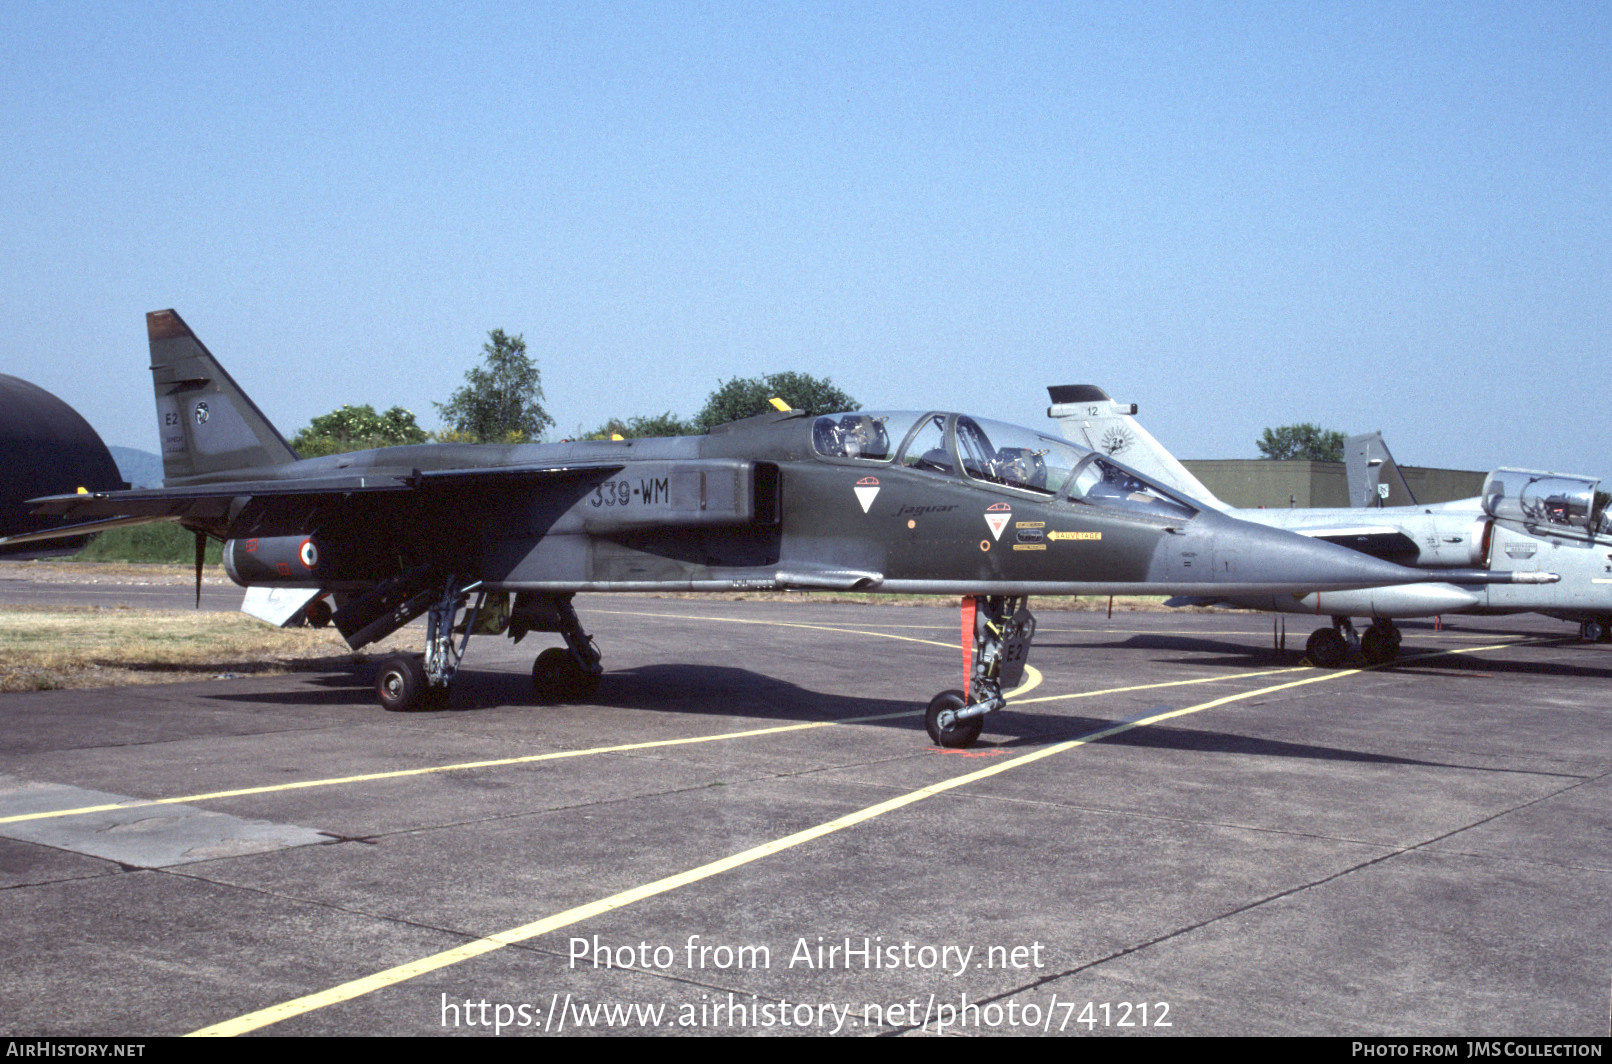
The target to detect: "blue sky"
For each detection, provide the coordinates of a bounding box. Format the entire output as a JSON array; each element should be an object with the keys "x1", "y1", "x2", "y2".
[{"x1": 2, "y1": 2, "x2": 1607, "y2": 479}]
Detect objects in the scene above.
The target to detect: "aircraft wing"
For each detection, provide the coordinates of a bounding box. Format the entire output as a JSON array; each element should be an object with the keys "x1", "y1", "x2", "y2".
[{"x1": 2, "y1": 463, "x2": 627, "y2": 548}]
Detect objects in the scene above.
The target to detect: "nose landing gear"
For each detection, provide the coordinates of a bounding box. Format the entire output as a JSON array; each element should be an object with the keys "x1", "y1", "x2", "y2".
[{"x1": 926, "y1": 595, "x2": 1037, "y2": 748}]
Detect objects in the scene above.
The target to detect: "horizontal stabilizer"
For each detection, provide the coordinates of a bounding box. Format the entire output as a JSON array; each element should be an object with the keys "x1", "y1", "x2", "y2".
[{"x1": 0, "y1": 513, "x2": 180, "y2": 549}]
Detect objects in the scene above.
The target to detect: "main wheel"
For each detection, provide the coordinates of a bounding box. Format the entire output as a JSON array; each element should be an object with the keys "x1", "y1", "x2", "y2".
[
  {"x1": 1306, "y1": 627, "x2": 1349, "y2": 669},
  {"x1": 925, "y1": 690, "x2": 983, "y2": 748},
  {"x1": 1580, "y1": 621, "x2": 1605, "y2": 643},
  {"x1": 1360, "y1": 625, "x2": 1398, "y2": 665},
  {"x1": 532, "y1": 648, "x2": 601, "y2": 703},
  {"x1": 375, "y1": 655, "x2": 429, "y2": 711}
]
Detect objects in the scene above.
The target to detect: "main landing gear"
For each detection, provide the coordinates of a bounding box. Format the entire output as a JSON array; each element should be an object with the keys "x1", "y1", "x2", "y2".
[
  {"x1": 512, "y1": 594, "x2": 603, "y2": 703},
  {"x1": 373, "y1": 581, "x2": 603, "y2": 711},
  {"x1": 1578, "y1": 617, "x2": 1612, "y2": 643},
  {"x1": 1304, "y1": 616, "x2": 1401, "y2": 669},
  {"x1": 926, "y1": 596, "x2": 1037, "y2": 748}
]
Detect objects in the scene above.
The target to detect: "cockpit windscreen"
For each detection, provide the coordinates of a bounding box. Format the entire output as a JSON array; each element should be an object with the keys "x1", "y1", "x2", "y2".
[{"x1": 1064, "y1": 454, "x2": 1200, "y2": 520}]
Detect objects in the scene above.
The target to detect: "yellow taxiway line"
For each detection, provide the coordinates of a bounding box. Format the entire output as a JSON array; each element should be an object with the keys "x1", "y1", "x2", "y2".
[
  {"x1": 0, "y1": 669, "x2": 1040, "y2": 827},
  {"x1": 187, "y1": 637, "x2": 1537, "y2": 1036}
]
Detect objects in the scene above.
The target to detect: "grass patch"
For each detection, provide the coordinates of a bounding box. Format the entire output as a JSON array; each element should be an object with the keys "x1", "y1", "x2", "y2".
[
  {"x1": 0, "y1": 605, "x2": 412, "y2": 693},
  {"x1": 73, "y1": 523, "x2": 224, "y2": 565}
]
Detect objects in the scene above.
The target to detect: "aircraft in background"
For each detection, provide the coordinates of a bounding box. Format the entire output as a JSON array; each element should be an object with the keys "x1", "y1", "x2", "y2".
[
  {"x1": 0, "y1": 313, "x2": 1535, "y2": 745},
  {"x1": 1045, "y1": 385, "x2": 1605, "y2": 666}
]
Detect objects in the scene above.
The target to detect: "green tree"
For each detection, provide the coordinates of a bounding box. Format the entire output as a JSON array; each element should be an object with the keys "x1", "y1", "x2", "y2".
[
  {"x1": 692, "y1": 372, "x2": 858, "y2": 433},
  {"x1": 290, "y1": 404, "x2": 429, "y2": 458},
  {"x1": 435, "y1": 329, "x2": 555, "y2": 443},
  {"x1": 585, "y1": 412, "x2": 698, "y2": 439},
  {"x1": 1257, "y1": 423, "x2": 1346, "y2": 462}
]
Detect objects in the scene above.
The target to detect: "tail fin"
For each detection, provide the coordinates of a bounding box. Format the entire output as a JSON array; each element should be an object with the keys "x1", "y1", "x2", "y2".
[
  {"x1": 1344, "y1": 431, "x2": 1416, "y2": 508},
  {"x1": 1046, "y1": 385, "x2": 1230, "y2": 510},
  {"x1": 149, "y1": 310, "x2": 298, "y2": 483}
]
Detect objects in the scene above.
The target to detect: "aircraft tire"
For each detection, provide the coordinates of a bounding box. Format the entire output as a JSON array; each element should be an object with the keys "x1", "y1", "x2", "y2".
[
  {"x1": 376, "y1": 655, "x2": 429, "y2": 712},
  {"x1": 1581, "y1": 621, "x2": 1605, "y2": 643},
  {"x1": 1306, "y1": 628, "x2": 1348, "y2": 669},
  {"x1": 532, "y1": 648, "x2": 600, "y2": 703},
  {"x1": 925, "y1": 690, "x2": 982, "y2": 748},
  {"x1": 1361, "y1": 625, "x2": 1397, "y2": 665}
]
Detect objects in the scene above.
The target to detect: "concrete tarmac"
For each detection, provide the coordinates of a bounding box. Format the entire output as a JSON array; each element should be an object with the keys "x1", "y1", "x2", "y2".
[{"x1": 0, "y1": 593, "x2": 1606, "y2": 1036}]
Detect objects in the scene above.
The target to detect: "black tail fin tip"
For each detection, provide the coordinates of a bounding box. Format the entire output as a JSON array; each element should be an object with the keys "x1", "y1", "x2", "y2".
[
  {"x1": 1047, "y1": 384, "x2": 1112, "y2": 404},
  {"x1": 149, "y1": 309, "x2": 298, "y2": 484}
]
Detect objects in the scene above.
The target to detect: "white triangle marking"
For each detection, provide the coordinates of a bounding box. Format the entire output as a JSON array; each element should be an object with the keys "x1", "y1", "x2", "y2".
[
  {"x1": 985, "y1": 513, "x2": 1010, "y2": 540},
  {"x1": 854, "y1": 486, "x2": 880, "y2": 513}
]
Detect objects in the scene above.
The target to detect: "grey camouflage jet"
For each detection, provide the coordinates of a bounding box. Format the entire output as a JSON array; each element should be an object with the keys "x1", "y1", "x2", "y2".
[
  {"x1": 0, "y1": 312, "x2": 1539, "y2": 746},
  {"x1": 1046, "y1": 386, "x2": 1590, "y2": 667}
]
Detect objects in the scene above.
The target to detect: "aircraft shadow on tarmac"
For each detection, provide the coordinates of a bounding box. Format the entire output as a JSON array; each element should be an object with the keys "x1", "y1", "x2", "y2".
[
  {"x1": 1379, "y1": 645, "x2": 1612, "y2": 682},
  {"x1": 1039, "y1": 633, "x2": 1288, "y2": 667},
  {"x1": 203, "y1": 661, "x2": 923, "y2": 729},
  {"x1": 1040, "y1": 632, "x2": 1612, "y2": 680},
  {"x1": 1031, "y1": 717, "x2": 1582, "y2": 778}
]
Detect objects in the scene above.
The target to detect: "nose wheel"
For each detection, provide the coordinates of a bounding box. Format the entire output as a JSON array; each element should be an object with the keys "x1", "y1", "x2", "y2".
[{"x1": 925, "y1": 690, "x2": 982, "y2": 748}]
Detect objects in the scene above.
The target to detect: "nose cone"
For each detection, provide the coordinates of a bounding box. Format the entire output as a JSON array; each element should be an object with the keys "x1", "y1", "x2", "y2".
[{"x1": 1148, "y1": 512, "x2": 1438, "y2": 594}]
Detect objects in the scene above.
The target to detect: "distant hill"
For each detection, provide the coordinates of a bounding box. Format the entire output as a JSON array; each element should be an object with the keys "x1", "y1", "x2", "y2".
[{"x1": 107, "y1": 446, "x2": 164, "y2": 489}]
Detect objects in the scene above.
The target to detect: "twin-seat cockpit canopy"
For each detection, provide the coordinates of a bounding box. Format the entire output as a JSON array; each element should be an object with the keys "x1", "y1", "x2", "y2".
[
  {"x1": 813, "y1": 412, "x2": 1198, "y2": 520},
  {"x1": 1483, "y1": 469, "x2": 1610, "y2": 535}
]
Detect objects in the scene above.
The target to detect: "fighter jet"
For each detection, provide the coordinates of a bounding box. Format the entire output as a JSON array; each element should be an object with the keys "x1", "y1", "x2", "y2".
[
  {"x1": 1046, "y1": 386, "x2": 1596, "y2": 667},
  {"x1": 0, "y1": 313, "x2": 1533, "y2": 747}
]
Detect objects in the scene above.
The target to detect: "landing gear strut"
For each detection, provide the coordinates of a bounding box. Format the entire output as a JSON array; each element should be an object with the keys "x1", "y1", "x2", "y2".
[
  {"x1": 926, "y1": 596, "x2": 1036, "y2": 748},
  {"x1": 375, "y1": 575, "x2": 486, "y2": 711}
]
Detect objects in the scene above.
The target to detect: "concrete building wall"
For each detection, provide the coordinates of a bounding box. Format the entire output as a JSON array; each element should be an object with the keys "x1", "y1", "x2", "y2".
[{"x1": 1179, "y1": 460, "x2": 1486, "y2": 510}]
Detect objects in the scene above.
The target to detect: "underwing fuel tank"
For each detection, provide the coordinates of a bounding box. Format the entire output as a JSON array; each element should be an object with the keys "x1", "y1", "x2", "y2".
[
  {"x1": 1273, "y1": 584, "x2": 1480, "y2": 618},
  {"x1": 222, "y1": 534, "x2": 324, "y2": 588}
]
